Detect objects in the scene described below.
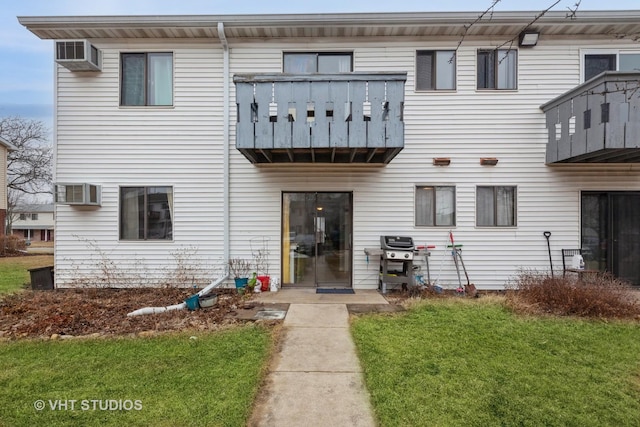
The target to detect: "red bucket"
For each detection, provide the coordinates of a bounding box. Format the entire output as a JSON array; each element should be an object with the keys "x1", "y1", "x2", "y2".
[{"x1": 257, "y1": 275, "x2": 270, "y2": 292}]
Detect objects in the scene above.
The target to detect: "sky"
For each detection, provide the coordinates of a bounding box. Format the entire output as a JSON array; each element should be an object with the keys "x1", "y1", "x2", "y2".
[{"x1": 2, "y1": 0, "x2": 640, "y2": 128}]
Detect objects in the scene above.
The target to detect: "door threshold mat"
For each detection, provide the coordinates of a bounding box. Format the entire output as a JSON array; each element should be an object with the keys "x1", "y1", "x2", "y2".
[{"x1": 316, "y1": 288, "x2": 355, "y2": 294}]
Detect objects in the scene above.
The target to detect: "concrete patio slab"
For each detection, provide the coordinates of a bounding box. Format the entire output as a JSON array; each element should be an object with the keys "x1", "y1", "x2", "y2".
[
  {"x1": 275, "y1": 327, "x2": 361, "y2": 372},
  {"x1": 284, "y1": 303, "x2": 348, "y2": 327},
  {"x1": 255, "y1": 288, "x2": 388, "y2": 304},
  {"x1": 249, "y1": 372, "x2": 375, "y2": 427}
]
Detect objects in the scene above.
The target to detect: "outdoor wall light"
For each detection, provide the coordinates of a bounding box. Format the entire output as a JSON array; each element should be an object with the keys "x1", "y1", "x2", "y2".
[
  {"x1": 480, "y1": 157, "x2": 499, "y2": 166},
  {"x1": 433, "y1": 157, "x2": 451, "y2": 166},
  {"x1": 519, "y1": 30, "x2": 540, "y2": 47}
]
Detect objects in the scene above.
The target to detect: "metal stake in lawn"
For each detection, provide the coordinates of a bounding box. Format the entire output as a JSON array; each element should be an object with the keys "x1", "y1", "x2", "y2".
[{"x1": 543, "y1": 231, "x2": 553, "y2": 278}]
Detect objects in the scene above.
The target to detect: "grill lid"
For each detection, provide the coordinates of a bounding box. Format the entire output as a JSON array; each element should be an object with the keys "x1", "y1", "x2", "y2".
[{"x1": 380, "y1": 235, "x2": 414, "y2": 250}]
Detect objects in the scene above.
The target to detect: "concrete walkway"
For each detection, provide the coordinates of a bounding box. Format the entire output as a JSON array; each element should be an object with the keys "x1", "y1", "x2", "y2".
[{"x1": 249, "y1": 289, "x2": 387, "y2": 427}]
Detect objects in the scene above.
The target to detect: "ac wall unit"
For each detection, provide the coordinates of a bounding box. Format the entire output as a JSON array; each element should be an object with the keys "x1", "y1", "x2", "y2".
[
  {"x1": 55, "y1": 40, "x2": 102, "y2": 72},
  {"x1": 55, "y1": 183, "x2": 101, "y2": 206}
]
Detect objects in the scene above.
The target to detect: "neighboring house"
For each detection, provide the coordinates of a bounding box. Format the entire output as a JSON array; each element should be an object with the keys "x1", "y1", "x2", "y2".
[
  {"x1": 11, "y1": 204, "x2": 54, "y2": 242},
  {"x1": 0, "y1": 137, "x2": 17, "y2": 237},
  {"x1": 19, "y1": 10, "x2": 640, "y2": 289}
]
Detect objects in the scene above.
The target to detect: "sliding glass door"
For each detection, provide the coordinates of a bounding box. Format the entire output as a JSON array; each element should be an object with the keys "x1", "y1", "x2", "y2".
[
  {"x1": 282, "y1": 192, "x2": 352, "y2": 287},
  {"x1": 581, "y1": 192, "x2": 640, "y2": 285}
]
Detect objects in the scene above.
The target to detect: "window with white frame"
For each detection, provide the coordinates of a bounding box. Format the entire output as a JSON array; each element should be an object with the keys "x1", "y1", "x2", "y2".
[
  {"x1": 121, "y1": 53, "x2": 173, "y2": 106},
  {"x1": 416, "y1": 186, "x2": 456, "y2": 226},
  {"x1": 120, "y1": 186, "x2": 173, "y2": 240},
  {"x1": 476, "y1": 186, "x2": 516, "y2": 227},
  {"x1": 584, "y1": 51, "x2": 640, "y2": 81},
  {"x1": 19, "y1": 213, "x2": 26, "y2": 221},
  {"x1": 416, "y1": 50, "x2": 456, "y2": 90},
  {"x1": 283, "y1": 52, "x2": 352, "y2": 73},
  {"x1": 477, "y1": 49, "x2": 517, "y2": 90},
  {"x1": 31, "y1": 214, "x2": 38, "y2": 220}
]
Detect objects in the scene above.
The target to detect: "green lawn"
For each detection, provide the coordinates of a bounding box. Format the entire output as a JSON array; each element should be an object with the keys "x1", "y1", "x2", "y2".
[
  {"x1": 351, "y1": 298, "x2": 640, "y2": 427},
  {"x1": 0, "y1": 326, "x2": 272, "y2": 427},
  {"x1": 0, "y1": 255, "x2": 54, "y2": 294}
]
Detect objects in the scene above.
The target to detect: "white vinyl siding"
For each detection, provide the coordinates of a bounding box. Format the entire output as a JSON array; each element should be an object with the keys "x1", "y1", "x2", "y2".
[
  {"x1": 53, "y1": 35, "x2": 640, "y2": 289},
  {"x1": 0, "y1": 147, "x2": 7, "y2": 211},
  {"x1": 54, "y1": 40, "x2": 225, "y2": 286}
]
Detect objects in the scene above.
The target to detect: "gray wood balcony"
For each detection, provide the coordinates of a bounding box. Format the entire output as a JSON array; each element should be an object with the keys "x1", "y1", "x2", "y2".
[
  {"x1": 233, "y1": 72, "x2": 406, "y2": 164},
  {"x1": 541, "y1": 72, "x2": 640, "y2": 163}
]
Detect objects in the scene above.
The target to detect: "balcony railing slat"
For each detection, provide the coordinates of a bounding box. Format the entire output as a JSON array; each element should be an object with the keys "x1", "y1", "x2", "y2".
[
  {"x1": 310, "y1": 81, "x2": 330, "y2": 148},
  {"x1": 255, "y1": 81, "x2": 273, "y2": 149},
  {"x1": 236, "y1": 83, "x2": 254, "y2": 149},
  {"x1": 274, "y1": 82, "x2": 291, "y2": 149},
  {"x1": 368, "y1": 79, "x2": 385, "y2": 148},
  {"x1": 386, "y1": 80, "x2": 404, "y2": 148},
  {"x1": 349, "y1": 80, "x2": 367, "y2": 148},
  {"x1": 607, "y1": 81, "x2": 628, "y2": 150},
  {"x1": 587, "y1": 84, "x2": 605, "y2": 154},
  {"x1": 292, "y1": 81, "x2": 310, "y2": 148},
  {"x1": 573, "y1": 95, "x2": 587, "y2": 159},
  {"x1": 558, "y1": 98, "x2": 572, "y2": 160},
  {"x1": 330, "y1": 81, "x2": 349, "y2": 147}
]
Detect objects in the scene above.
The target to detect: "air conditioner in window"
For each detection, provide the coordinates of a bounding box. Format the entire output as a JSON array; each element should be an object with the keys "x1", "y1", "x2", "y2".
[
  {"x1": 55, "y1": 183, "x2": 101, "y2": 206},
  {"x1": 55, "y1": 40, "x2": 102, "y2": 72}
]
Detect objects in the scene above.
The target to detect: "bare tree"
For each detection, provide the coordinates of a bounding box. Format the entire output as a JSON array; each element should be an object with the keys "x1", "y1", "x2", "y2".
[
  {"x1": 0, "y1": 116, "x2": 52, "y2": 197},
  {"x1": 5, "y1": 188, "x2": 30, "y2": 235}
]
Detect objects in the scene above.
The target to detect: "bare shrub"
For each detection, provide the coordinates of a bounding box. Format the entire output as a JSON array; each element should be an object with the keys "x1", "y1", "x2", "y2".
[
  {"x1": 0, "y1": 235, "x2": 27, "y2": 256},
  {"x1": 506, "y1": 270, "x2": 640, "y2": 320}
]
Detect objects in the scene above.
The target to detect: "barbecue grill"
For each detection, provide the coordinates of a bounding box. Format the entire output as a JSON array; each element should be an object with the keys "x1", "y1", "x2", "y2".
[{"x1": 379, "y1": 235, "x2": 415, "y2": 293}]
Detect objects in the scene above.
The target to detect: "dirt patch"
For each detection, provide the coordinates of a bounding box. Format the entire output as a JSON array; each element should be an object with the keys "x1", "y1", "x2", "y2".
[{"x1": 0, "y1": 287, "x2": 266, "y2": 340}]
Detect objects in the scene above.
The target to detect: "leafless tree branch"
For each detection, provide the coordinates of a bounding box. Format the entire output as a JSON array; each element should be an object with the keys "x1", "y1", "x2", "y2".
[
  {"x1": 566, "y1": 1, "x2": 582, "y2": 20},
  {"x1": 451, "y1": 0, "x2": 502, "y2": 62},
  {"x1": 0, "y1": 116, "x2": 52, "y2": 196}
]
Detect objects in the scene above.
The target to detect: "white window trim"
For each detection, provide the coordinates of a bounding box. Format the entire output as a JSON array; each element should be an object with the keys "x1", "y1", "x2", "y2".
[
  {"x1": 474, "y1": 185, "x2": 518, "y2": 228},
  {"x1": 475, "y1": 48, "x2": 519, "y2": 91},
  {"x1": 414, "y1": 50, "x2": 457, "y2": 92},
  {"x1": 414, "y1": 184, "x2": 457, "y2": 227},
  {"x1": 119, "y1": 50, "x2": 176, "y2": 108},
  {"x1": 580, "y1": 48, "x2": 640, "y2": 82}
]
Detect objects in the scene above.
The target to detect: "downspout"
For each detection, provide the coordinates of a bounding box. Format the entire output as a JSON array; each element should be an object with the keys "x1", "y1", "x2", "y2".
[
  {"x1": 219, "y1": 21, "x2": 230, "y2": 266},
  {"x1": 128, "y1": 22, "x2": 232, "y2": 316}
]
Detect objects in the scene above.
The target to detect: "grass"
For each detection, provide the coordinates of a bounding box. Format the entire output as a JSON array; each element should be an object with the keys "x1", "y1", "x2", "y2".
[
  {"x1": 351, "y1": 298, "x2": 640, "y2": 427},
  {"x1": 0, "y1": 255, "x2": 54, "y2": 294},
  {"x1": 0, "y1": 325, "x2": 272, "y2": 427}
]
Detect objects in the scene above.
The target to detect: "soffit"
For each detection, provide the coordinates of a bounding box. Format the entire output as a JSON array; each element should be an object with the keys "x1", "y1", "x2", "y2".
[{"x1": 18, "y1": 11, "x2": 640, "y2": 41}]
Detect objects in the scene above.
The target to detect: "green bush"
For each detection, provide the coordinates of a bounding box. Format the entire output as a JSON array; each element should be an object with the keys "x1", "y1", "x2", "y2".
[{"x1": 506, "y1": 271, "x2": 640, "y2": 319}]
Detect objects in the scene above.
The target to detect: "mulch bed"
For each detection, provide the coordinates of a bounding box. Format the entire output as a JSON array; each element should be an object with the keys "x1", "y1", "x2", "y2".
[{"x1": 0, "y1": 288, "x2": 255, "y2": 340}]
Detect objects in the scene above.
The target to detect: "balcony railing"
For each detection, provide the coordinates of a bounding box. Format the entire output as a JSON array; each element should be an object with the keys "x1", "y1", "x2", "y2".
[
  {"x1": 541, "y1": 71, "x2": 640, "y2": 163},
  {"x1": 233, "y1": 72, "x2": 406, "y2": 164}
]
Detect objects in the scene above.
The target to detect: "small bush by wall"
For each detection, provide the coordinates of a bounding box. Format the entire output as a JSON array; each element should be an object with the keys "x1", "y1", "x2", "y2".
[
  {"x1": 0, "y1": 235, "x2": 27, "y2": 256},
  {"x1": 506, "y1": 271, "x2": 640, "y2": 320}
]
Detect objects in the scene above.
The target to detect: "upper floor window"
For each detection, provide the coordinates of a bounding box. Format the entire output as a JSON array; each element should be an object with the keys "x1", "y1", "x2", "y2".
[
  {"x1": 120, "y1": 186, "x2": 173, "y2": 240},
  {"x1": 121, "y1": 53, "x2": 173, "y2": 106},
  {"x1": 476, "y1": 186, "x2": 517, "y2": 227},
  {"x1": 477, "y1": 49, "x2": 517, "y2": 90},
  {"x1": 415, "y1": 186, "x2": 456, "y2": 226},
  {"x1": 416, "y1": 50, "x2": 456, "y2": 91},
  {"x1": 584, "y1": 51, "x2": 640, "y2": 81},
  {"x1": 283, "y1": 52, "x2": 352, "y2": 73},
  {"x1": 31, "y1": 214, "x2": 38, "y2": 220},
  {"x1": 19, "y1": 213, "x2": 26, "y2": 221}
]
